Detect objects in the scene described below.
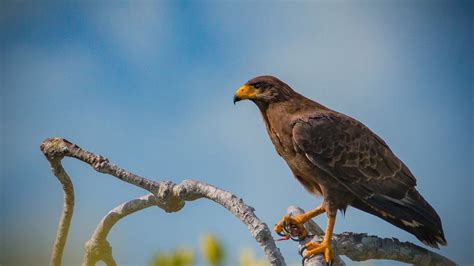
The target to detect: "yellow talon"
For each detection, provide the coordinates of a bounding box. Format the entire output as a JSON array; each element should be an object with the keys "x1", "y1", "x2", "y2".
[
  {"x1": 274, "y1": 222, "x2": 283, "y2": 233},
  {"x1": 283, "y1": 215, "x2": 303, "y2": 224},
  {"x1": 303, "y1": 241, "x2": 334, "y2": 263},
  {"x1": 274, "y1": 205, "x2": 327, "y2": 241},
  {"x1": 274, "y1": 215, "x2": 308, "y2": 239},
  {"x1": 325, "y1": 244, "x2": 334, "y2": 263},
  {"x1": 302, "y1": 213, "x2": 336, "y2": 264}
]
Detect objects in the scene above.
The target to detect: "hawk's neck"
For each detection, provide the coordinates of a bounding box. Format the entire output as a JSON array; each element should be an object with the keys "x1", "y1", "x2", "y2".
[{"x1": 257, "y1": 95, "x2": 327, "y2": 157}]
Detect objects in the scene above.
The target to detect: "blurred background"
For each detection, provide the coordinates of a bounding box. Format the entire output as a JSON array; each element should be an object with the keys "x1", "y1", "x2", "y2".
[{"x1": 1, "y1": 1, "x2": 472, "y2": 265}]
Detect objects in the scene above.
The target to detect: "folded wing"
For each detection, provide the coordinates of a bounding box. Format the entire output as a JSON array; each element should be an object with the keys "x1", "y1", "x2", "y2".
[{"x1": 291, "y1": 113, "x2": 446, "y2": 247}]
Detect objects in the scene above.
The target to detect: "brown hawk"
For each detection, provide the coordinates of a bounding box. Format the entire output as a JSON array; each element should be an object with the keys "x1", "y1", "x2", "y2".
[{"x1": 233, "y1": 75, "x2": 446, "y2": 263}]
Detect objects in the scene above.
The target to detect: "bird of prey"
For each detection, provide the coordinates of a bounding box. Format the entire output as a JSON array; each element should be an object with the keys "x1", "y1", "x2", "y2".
[{"x1": 233, "y1": 75, "x2": 446, "y2": 263}]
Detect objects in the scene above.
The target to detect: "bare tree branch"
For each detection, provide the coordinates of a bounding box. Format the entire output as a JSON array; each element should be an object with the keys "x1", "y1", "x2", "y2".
[
  {"x1": 288, "y1": 206, "x2": 456, "y2": 266},
  {"x1": 83, "y1": 195, "x2": 158, "y2": 266},
  {"x1": 82, "y1": 181, "x2": 289, "y2": 266},
  {"x1": 41, "y1": 138, "x2": 455, "y2": 266},
  {"x1": 40, "y1": 138, "x2": 286, "y2": 266},
  {"x1": 42, "y1": 155, "x2": 75, "y2": 266}
]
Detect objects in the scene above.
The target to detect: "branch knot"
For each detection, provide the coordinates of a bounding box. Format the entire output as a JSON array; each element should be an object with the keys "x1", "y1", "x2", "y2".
[
  {"x1": 155, "y1": 181, "x2": 185, "y2": 212},
  {"x1": 84, "y1": 239, "x2": 115, "y2": 266},
  {"x1": 41, "y1": 137, "x2": 69, "y2": 159}
]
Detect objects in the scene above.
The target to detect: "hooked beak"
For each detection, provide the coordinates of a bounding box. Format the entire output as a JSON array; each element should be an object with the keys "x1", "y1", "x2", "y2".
[
  {"x1": 233, "y1": 85, "x2": 257, "y2": 104},
  {"x1": 233, "y1": 94, "x2": 240, "y2": 104}
]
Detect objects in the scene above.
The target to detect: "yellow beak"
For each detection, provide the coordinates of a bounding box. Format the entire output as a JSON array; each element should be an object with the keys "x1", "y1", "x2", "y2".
[{"x1": 233, "y1": 85, "x2": 257, "y2": 104}]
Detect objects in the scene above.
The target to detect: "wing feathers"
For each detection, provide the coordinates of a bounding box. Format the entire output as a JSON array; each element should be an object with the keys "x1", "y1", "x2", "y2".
[
  {"x1": 292, "y1": 112, "x2": 446, "y2": 247},
  {"x1": 292, "y1": 113, "x2": 416, "y2": 196}
]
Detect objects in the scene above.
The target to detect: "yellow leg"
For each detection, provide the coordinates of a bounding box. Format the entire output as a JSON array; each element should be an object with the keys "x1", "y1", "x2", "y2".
[
  {"x1": 274, "y1": 204, "x2": 325, "y2": 238},
  {"x1": 303, "y1": 214, "x2": 335, "y2": 263}
]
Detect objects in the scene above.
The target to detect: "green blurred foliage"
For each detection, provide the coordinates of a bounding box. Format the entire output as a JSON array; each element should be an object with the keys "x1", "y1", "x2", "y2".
[
  {"x1": 201, "y1": 233, "x2": 225, "y2": 266},
  {"x1": 150, "y1": 233, "x2": 276, "y2": 266},
  {"x1": 150, "y1": 247, "x2": 194, "y2": 266},
  {"x1": 239, "y1": 248, "x2": 269, "y2": 266}
]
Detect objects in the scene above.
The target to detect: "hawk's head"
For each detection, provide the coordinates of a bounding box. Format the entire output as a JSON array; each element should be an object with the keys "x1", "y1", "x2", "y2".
[{"x1": 233, "y1": 75, "x2": 295, "y2": 105}]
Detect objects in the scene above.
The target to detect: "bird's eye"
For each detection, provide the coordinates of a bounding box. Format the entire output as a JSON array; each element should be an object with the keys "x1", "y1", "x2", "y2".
[{"x1": 253, "y1": 83, "x2": 261, "y2": 89}]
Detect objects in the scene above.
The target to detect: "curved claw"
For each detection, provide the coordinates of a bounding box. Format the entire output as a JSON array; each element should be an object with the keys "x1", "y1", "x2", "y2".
[
  {"x1": 301, "y1": 253, "x2": 315, "y2": 265},
  {"x1": 275, "y1": 215, "x2": 310, "y2": 244},
  {"x1": 299, "y1": 245, "x2": 307, "y2": 256},
  {"x1": 300, "y1": 241, "x2": 334, "y2": 265},
  {"x1": 290, "y1": 234, "x2": 305, "y2": 241},
  {"x1": 282, "y1": 219, "x2": 308, "y2": 241}
]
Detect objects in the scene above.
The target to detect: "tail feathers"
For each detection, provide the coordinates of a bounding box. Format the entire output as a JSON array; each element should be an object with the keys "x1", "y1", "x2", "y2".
[{"x1": 353, "y1": 188, "x2": 447, "y2": 248}]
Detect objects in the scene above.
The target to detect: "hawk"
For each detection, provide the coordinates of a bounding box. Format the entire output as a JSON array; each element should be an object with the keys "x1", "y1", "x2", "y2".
[{"x1": 233, "y1": 75, "x2": 446, "y2": 263}]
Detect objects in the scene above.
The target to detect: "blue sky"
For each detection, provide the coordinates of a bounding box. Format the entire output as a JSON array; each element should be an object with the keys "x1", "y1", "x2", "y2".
[{"x1": 1, "y1": 1, "x2": 472, "y2": 265}]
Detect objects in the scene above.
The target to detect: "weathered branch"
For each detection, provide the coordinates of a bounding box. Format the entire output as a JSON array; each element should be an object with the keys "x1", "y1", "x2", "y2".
[
  {"x1": 43, "y1": 154, "x2": 75, "y2": 266},
  {"x1": 40, "y1": 138, "x2": 285, "y2": 266},
  {"x1": 288, "y1": 206, "x2": 456, "y2": 266},
  {"x1": 83, "y1": 195, "x2": 157, "y2": 266},
  {"x1": 83, "y1": 179, "x2": 288, "y2": 266},
  {"x1": 41, "y1": 138, "x2": 455, "y2": 266}
]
